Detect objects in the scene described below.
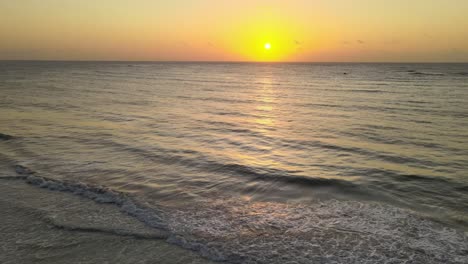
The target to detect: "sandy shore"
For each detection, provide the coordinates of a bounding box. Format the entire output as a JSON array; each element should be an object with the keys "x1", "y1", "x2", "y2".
[{"x1": 0, "y1": 176, "x2": 214, "y2": 264}]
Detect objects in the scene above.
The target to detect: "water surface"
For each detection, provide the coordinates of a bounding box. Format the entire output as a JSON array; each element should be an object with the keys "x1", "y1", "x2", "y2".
[{"x1": 1, "y1": 61, "x2": 467, "y2": 263}]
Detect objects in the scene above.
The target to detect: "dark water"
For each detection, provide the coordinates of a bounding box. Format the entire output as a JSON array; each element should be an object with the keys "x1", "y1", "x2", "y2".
[{"x1": 1, "y1": 61, "x2": 467, "y2": 263}]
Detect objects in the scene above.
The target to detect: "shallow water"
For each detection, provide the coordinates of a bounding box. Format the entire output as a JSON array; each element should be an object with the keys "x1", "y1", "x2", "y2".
[
  {"x1": 1, "y1": 61, "x2": 467, "y2": 262},
  {"x1": 0, "y1": 178, "x2": 214, "y2": 264}
]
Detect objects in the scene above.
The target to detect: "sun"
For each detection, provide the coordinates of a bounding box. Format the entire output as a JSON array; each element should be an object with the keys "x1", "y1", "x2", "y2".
[{"x1": 264, "y1": 42, "x2": 271, "y2": 50}]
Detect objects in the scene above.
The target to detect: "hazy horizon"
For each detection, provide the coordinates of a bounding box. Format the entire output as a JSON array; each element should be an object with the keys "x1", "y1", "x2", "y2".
[
  {"x1": 2, "y1": 59, "x2": 468, "y2": 64},
  {"x1": 1, "y1": 1, "x2": 468, "y2": 62}
]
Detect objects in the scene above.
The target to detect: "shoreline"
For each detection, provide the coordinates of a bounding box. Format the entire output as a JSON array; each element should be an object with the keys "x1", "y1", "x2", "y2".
[
  {"x1": 0, "y1": 176, "x2": 214, "y2": 264},
  {"x1": 1, "y1": 165, "x2": 467, "y2": 263}
]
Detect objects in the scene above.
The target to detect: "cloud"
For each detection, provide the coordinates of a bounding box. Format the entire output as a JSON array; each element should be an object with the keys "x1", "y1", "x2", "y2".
[{"x1": 357, "y1": 40, "x2": 365, "y2": 44}]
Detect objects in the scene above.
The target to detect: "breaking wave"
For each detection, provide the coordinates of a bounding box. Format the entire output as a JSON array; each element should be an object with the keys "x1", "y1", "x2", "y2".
[{"x1": 2, "y1": 166, "x2": 467, "y2": 264}]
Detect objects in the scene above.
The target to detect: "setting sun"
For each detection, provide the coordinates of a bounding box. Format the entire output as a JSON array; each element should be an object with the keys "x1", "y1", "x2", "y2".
[{"x1": 1, "y1": 1, "x2": 468, "y2": 264}]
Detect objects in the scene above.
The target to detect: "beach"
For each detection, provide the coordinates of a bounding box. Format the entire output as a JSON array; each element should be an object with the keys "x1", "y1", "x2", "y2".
[{"x1": 0, "y1": 163, "x2": 213, "y2": 264}]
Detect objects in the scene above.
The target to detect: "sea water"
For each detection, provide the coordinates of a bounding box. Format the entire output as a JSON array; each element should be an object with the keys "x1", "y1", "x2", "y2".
[{"x1": 0, "y1": 61, "x2": 467, "y2": 263}]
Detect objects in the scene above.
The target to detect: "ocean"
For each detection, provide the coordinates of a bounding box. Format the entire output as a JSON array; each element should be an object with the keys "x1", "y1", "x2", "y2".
[{"x1": 0, "y1": 61, "x2": 467, "y2": 263}]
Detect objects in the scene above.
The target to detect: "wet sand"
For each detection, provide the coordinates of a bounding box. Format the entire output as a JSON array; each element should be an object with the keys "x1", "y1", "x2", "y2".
[{"x1": 0, "y1": 175, "x2": 213, "y2": 264}]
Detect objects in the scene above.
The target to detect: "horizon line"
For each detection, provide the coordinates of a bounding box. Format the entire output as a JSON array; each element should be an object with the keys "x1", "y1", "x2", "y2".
[{"x1": 1, "y1": 59, "x2": 467, "y2": 64}]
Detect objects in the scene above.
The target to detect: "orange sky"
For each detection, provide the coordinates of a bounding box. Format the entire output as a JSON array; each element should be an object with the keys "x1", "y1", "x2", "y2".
[{"x1": 1, "y1": 0, "x2": 467, "y2": 62}]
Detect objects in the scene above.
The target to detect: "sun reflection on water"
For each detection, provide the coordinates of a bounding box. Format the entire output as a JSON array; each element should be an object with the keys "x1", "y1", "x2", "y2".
[{"x1": 253, "y1": 75, "x2": 277, "y2": 129}]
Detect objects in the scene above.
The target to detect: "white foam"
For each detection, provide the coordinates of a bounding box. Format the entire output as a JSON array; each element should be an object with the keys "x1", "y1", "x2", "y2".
[
  {"x1": 166, "y1": 198, "x2": 468, "y2": 263},
  {"x1": 23, "y1": 174, "x2": 167, "y2": 230},
  {"x1": 7, "y1": 171, "x2": 468, "y2": 263}
]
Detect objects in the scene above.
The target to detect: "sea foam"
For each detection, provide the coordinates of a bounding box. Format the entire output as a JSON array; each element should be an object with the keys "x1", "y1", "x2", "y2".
[{"x1": 3, "y1": 165, "x2": 468, "y2": 264}]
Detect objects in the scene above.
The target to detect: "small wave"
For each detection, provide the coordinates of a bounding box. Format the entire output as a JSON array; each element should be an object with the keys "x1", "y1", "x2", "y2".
[
  {"x1": 408, "y1": 70, "x2": 445, "y2": 76},
  {"x1": 211, "y1": 163, "x2": 355, "y2": 189},
  {"x1": 289, "y1": 138, "x2": 442, "y2": 167},
  {"x1": 342, "y1": 129, "x2": 452, "y2": 151},
  {"x1": 347, "y1": 89, "x2": 385, "y2": 93},
  {"x1": 0, "y1": 133, "x2": 13, "y2": 140},
  {"x1": 75, "y1": 138, "x2": 355, "y2": 190},
  {"x1": 406, "y1": 100, "x2": 429, "y2": 104},
  {"x1": 7, "y1": 166, "x2": 168, "y2": 231},
  {"x1": 393, "y1": 174, "x2": 468, "y2": 196},
  {"x1": 43, "y1": 215, "x2": 168, "y2": 239},
  {"x1": 297, "y1": 102, "x2": 341, "y2": 109},
  {"x1": 412, "y1": 119, "x2": 433, "y2": 124},
  {"x1": 364, "y1": 124, "x2": 402, "y2": 131},
  {"x1": 396, "y1": 173, "x2": 451, "y2": 183}
]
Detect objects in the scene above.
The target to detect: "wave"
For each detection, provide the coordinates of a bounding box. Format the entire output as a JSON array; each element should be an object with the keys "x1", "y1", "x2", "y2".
[
  {"x1": 166, "y1": 198, "x2": 468, "y2": 264},
  {"x1": 42, "y1": 214, "x2": 168, "y2": 240},
  {"x1": 2, "y1": 165, "x2": 467, "y2": 263},
  {"x1": 9, "y1": 165, "x2": 168, "y2": 231},
  {"x1": 0, "y1": 133, "x2": 13, "y2": 140},
  {"x1": 64, "y1": 133, "x2": 457, "y2": 189},
  {"x1": 408, "y1": 70, "x2": 445, "y2": 76},
  {"x1": 283, "y1": 138, "x2": 445, "y2": 168},
  {"x1": 407, "y1": 71, "x2": 467, "y2": 77},
  {"x1": 213, "y1": 163, "x2": 355, "y2": 188},
  {"x1": 346, "y1": 89, "x2": 386, "y2": 93},
  {"x1": 60, "y1": 136, "x2": 355, "y2": 190}
]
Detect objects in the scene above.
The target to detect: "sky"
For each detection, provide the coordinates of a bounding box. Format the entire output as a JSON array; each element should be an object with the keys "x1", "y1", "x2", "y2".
[{"x1": 1, "y1": 0, "x2": 468, "y2": 62}]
